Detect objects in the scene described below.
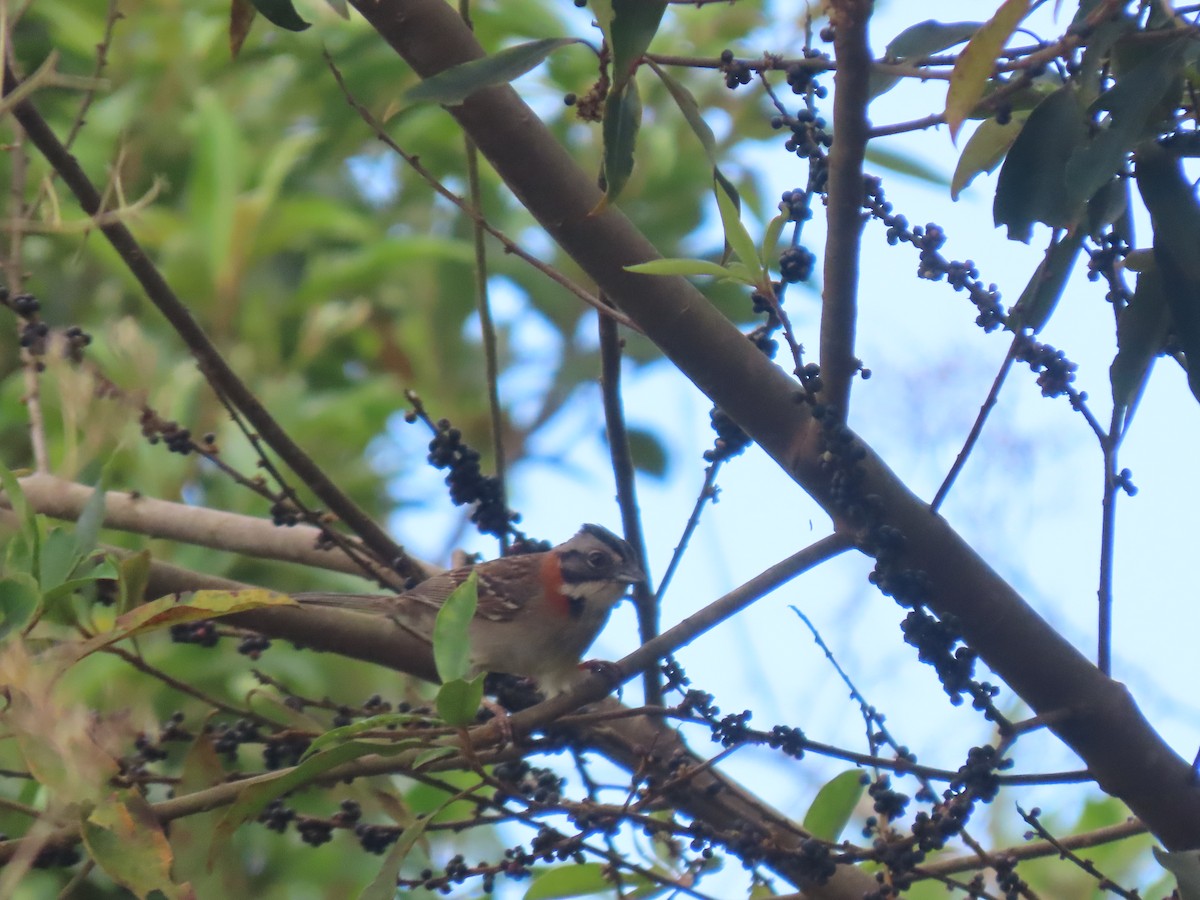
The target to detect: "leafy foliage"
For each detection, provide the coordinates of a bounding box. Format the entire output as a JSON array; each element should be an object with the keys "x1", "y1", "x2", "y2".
[{"x1": 1, "y1": 0, "x2": 1198, "y2": 897}]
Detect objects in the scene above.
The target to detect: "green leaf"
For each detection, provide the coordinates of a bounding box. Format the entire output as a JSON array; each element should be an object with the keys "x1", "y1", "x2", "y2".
[
  {"x1": 1111, "y1": 267, "x2": 1170, "y2": 430},
  {"x1": 803, "y1": 769, "x2": 865, "y2": 842},
  {"x1": 248, "y1": 0, "x2": 310, "y2": 31},
  {"x1": 625, "y1": 258, "x2": 741, "y2": 279},
  {"x1": 358, "y1": 814, "x2": 436, "y2": 900},
  {"x1": 82, "y1": 791, "x2": 187, "y2": 900},
  {"x1": 601, "y1": 78, "x2": 642, "y2": 205},
  {"x1": 0, "y1": 575, "x2": 41, "y2": 641},
  {"x1": 435, "y1": 674, "x2": 486, "y2": 727},
  {"x1": 72, "y1": 474, "x2": 108, "y2": 565},
  {"x1": 1085, "y1": 175, "x2": 1130, "y2": 237},
  {"x1": 406, "y1": 38, "x2": 580, "y2": 106},
  {"x1": 42, "y1": 574, "x2": 119, "y2": 607},
  {"x1": 714, "y1": 180, "x2": 764, "y2": 284},
  {"x1": 1136, "y1": 142, "x2": 1200, "y2": 405},
  {"x1": 647, "y1": 61, "x2": 717, "y2": 163},
  {"x1": 951, "y1": 113, "x2": 1027, "y2": 200},
  {"x1": 39, "y1": 526, "x2": 78, "y2": 593},
  {"x1": 524, "y1": 862, "x2": 613, "y2": 899},
  {"x1": 117, "y1": 549, "x2": 152, "y2": 614},
  {"x1": 761, "y1": 214, "x2": 788, "y2": 268},
  {"x1": 0, "y1": 464, "x2": 38, "y2": 577},
  {"x1": 885, "y1": 20, "x2": 981, "y2": 60},
  {"x1": 1010, "y1": 227, "x2": 1084, "y2": 333},
  {"x1": 412, "y1": 746, "x2": 458, "y2": 769},
  {"x1": 432, "y1": 572, "x2": 478, "y2": 684},
  {"x1": 1065, "y1": 36, "x2": 1190, "y2": 211},
  {"x1": 623, "y1": 426, "x2": 669, "y2": 479},
  {"x1": 300, "y1": 715, "x2": 423, "y2": 762},
  {"x1": 872, "y1": 20, "x2": 982, "y2": 99},
  {"x1": 1077, "y1": 16, "x2": 1137, "y2": 105},
  {"x1": 945, "y1": 0, "x2": 1030, "y2": 141},
  {"x1": 608, "y1": 0, "x2": 666, "y2": 90},
  {"x1": 994, "y1": 85, "x2": 1088, "y2": 242}
]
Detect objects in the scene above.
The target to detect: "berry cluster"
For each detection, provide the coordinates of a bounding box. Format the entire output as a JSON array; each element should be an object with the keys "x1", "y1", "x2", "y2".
[
  {"x1": 779, "y1": 188, "x2": 812, "y2": 224},
  {"x1": 237, "y1": 633, "x2": 271, "y2": 659},
  {"x1": 795, "y1": 837, "x2": 837, "y2": 884},
  {"x1": 703, "y1": 406, "x2": 752, "y2": 463},
  {"x1": 785, "y1": 53, "x2": 830, "y2": 99},
  {"x1": 5, "y1": 289, "x2": 50, "y2": 359},
  {"x1": 170, "y1": 620, "x2": 220, "y2": 647},
  {"x1": 779, "y1": 246, "x2": 816, "y2": 283},
  {"x1": 139, "y1": 408, "x2": 196, "y2": 455},
  {"x1": 711, "y1": 709, "x2": 752, "y2": 748},
  {"x1": 866, "y1": 522, "x2": 1002, "y2": 718},
  {"x1": 863, "y1": 176, "x2": 1006, "y2": 332},
  {"x1": 423, "y1": 417, "x2": 515, "y2": 538},
  {"x1": 1086, "y1": 230, "x2": 1133, "y2": 306},
  {"x1": 949, "y1": 743, "x2": 1011, "y2": 804},
  {"x1": 1013, "y1": 331, "x2": 1078, "y2": 398},
  {"x1": 719, "y1": 49, "x2": 753, "y2": 89},
  {"x1": 867, "y1": 774, "x2": 910, "y2": 821},
  {"x1": 207, "y1": 717, "x2": 263, "y2": 761},
  {"x1": 990, "y1": 853, "x2": 1028, "y2": 899},
  {"x1": 263, "y1": 732, "x2": 311, "y2": 770}
]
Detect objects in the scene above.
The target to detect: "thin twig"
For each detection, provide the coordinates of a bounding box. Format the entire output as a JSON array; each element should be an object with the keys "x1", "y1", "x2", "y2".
[
  {"x1": 1017, "y1": 806, "x2": 1142, "y2": 899},
  {"x1": 1097, "y1": 414, "x2": 1120, "y2": 676},
  {"x1": 868, "y1": 112, "x2": 945, "y2": 139},
  {"x1": 931, "y1": 339, "x2": 1018, "y2": 512},
  {"x1": 598, "y1": 308, "x2": 658, "y2": 705},
  {"x1": 61, "y1": 0, "x2": 120, "y2": 151},
  {"x1": 102, "y1": 645, "x2": 277, "y2": 724},
  {"x1": 458, "y1": 0, "x2": 508, "y2": 555},
  {"x1": 653, "y1": 462, "x2": 721, "y2": 604},
  {"x1": 919, "y1": 818, "x2": 1148, "y2": 878}
]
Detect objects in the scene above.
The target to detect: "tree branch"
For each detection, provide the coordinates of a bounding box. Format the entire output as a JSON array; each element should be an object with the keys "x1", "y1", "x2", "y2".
[
  {"x1": 819, "y1": 0, "x2": 873, "y2": 420},
  {"x1": 8, "y1": 473, "x2": 430, "y2": 584}
]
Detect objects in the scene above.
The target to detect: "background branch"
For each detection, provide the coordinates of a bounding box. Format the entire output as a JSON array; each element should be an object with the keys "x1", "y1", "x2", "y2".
[{"x1": 0, "y1": 61, "x2": 416, "y2": 580}]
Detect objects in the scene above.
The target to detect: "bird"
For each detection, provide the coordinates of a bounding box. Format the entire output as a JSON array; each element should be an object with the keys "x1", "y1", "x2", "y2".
[{"x1": 295, "y1": 524, "x2": 644, "y2": 696}]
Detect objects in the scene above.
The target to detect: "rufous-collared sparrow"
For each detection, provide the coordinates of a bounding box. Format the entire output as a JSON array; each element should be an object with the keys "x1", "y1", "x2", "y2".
[{"x1": 297, "y1": 524, "x2": 644, "y2": 695}]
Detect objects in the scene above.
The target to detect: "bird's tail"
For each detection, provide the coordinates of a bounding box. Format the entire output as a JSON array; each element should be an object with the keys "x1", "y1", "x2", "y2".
[{"x1": 292, "y1": 592, "x2": 397, "y2": 614}]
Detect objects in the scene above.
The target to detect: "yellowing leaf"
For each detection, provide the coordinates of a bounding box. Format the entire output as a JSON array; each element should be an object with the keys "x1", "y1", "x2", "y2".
[
  {"x1": 945, "y1": 0, "x2": 1030, "y2": 141},
  {"x1": 71, "y1": 589, "x2": 296, "y2": 660},
  {"x1": 83, "y1": 791, "x2": 190, "y2": 900}
]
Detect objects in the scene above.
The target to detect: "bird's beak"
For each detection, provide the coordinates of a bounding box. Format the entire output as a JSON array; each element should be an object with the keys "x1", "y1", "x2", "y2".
[{"x1": 617, "y1": 562, "x2": 646, "y2": 586}]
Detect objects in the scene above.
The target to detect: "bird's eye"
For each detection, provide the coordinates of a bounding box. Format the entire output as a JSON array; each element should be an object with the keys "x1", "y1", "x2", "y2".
[{"x1": 586, "y1": 550, "x2": 608, "y2": 569}]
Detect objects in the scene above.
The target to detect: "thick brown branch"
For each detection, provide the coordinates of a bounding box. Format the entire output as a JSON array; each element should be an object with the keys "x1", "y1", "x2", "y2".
[{"x1": 819, "y1": 0, "x2": 873, "y2": 419}]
